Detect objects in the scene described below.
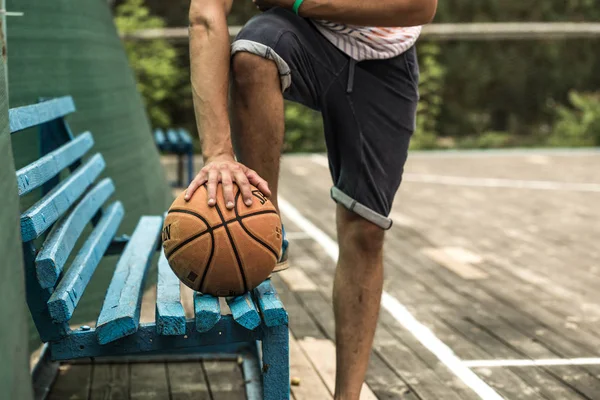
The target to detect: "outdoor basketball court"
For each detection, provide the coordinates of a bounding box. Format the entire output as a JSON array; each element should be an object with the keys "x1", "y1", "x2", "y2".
[
  {"x1": 273, "y1": 149, "x2": 600, "y2": 400},
  {"x1": 54, "y1": 150, "x2": 600, "y2": 399}
]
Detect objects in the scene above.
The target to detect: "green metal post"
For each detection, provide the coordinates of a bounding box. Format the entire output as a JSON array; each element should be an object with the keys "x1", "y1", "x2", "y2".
[{"x1": 1, "y1": 0, "x2": 8, "y2": 95}]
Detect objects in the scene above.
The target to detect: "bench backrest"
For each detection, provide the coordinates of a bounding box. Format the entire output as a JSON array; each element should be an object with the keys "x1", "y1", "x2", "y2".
[
  {"x1": 154, "y1": 128, "x2": 193, "y2": 152},
  {"x1": 10, "y1": 97, "x2": 125, "y2": 342}
]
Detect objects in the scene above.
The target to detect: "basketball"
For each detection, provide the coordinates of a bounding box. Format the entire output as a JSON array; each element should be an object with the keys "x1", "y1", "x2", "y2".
[{"x1": 162, "y1": 184, "x2": 282, "y2": 296}]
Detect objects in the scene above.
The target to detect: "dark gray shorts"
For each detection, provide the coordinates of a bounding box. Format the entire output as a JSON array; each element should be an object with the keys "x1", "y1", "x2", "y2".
[{"x1": 232, "y1": 8, "x2": 419, "y2": 229}]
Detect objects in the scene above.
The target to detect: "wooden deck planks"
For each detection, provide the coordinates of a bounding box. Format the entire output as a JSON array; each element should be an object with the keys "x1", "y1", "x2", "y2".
[
  {"x1": 287, "y1": 237, "x2": 477, "y2": 400},
  {"x1": 298, "y1": 336, "x2": 377, "y2": 399},
  {"x1": 203, "y1": 361, "x2": 247, "y2": 400},
  {"x1": 50, "y1": 360, "x2": 248, "y2": 400},
  {"x1": 385, "y1": 229, "x2": 600, "y2": 399},
  {"x1": 289, "y1": 332, "x2": 332, "y2": 399},
  {"x1": 48, "y1": 364, "x2": 92, "y2": 400},
  {"x1": 104, "y1": 153, "x2": 600, "y2": 400},
  {"x1": 276, "y1": 153, "x2": 600, "y2": 400},
  {"x1": 90, "y1": 364, "x2": 129, "y2": 400},
  {"x1": 273, "y1": 236, "x2": 472, "y2": 399},
  {"x1": 277, "y1": 190, "x2": 477, "y2": 399},
  {"x1": 272, "y1": 274, "x2": 419, "y2": 400},
  {"x1": 382, "y1": 235, "x2": 587, "y2": 396},
  {"x1": 385, "y1": 227, "x2": 600, "y2": 399},
  {"x1": 167, "y1": 361, "x2": 212, "y2": 400},
  {"x1": 130, "y1": 363, "x2": 170, "y2": 400}
]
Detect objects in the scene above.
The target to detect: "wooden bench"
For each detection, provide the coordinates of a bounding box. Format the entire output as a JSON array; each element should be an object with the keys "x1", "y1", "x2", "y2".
[
  {"x1": 11, "y1": 96, "x2": 289, "y2": 400},
  {"x1": 154, "y1": 127, "x2": 194, "y2": 187}
]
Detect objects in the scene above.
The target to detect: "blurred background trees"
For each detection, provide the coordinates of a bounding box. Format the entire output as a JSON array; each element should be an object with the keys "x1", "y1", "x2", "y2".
[
  {"x1": 112, "y1": 0, "x2": 600, "y2": 151},
  {"x1": 114, "y1": 0, "x2": 183, "y2": 128}
]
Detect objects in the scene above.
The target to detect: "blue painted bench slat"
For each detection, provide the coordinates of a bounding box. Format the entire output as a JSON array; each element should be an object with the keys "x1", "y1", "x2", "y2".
[
  {"x1": 253, "y1": 280, "x2": 288, "y2": 328},
  {"x1": 156, "y1": 248, "x2": 186, "y2": 336},
  {"x1": 96, "y1": 216, "x2": 163, "y2": 345},
  {"x1": 154, "y1": 129, "x2": 166, "y2": 149},
  {"x1": 47, "y1": 202, "x2": 125, "y2": 323},
  {"x1": 227, "y1": 293, "x2": 261, "y2": 330},
  {"x1": 20, "y1": 153, "x2": 106, "y2": 242},
  {"x1": 52, "y1": 318, "x2": 263, "y2": 360},
  {"x1": 167, "y1": 129, "x2": 179, "y2": 147},
  {"x1": 194, "y1": 293, "x2": 221, "y2": 333},
  {"x1": 16, "y1": 132, "x2": 94, "y2": 196},
  {"x1": 36, "y1": 178, "x2": 115, "y2": 289},
  {"x1": 177, "y1": 129, "x2": 193, "y2": 148},
  {"x1": 9, "y1": 96, "x2": 76, "y2": 134},
  {"x1": 154, "y1": 127, "x2": 194, "y2": 186}
]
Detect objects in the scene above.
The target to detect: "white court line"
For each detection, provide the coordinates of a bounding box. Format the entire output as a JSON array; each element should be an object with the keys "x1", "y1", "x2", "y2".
[
  {"x1": 311, "y1": 154, "x2": 329, "y2": 168},
  {"x1": 310, "y1": 154, "x2": 600, "y2": 193},
  {"x1": 464, "y1": 358, "x2": 600, "y2": 368},
  {"x1": 285, "y1": 231, "x2": 312, "y2": 240},
  {"x1": 278, "y1": 197, "x2": 504, "y2": 400},
  {"x1": 311, "y1": 148, "x2": 600, "y2": 159},
  {"x1": 402, "y1": 174, "x2": 600, "y2": 192}
]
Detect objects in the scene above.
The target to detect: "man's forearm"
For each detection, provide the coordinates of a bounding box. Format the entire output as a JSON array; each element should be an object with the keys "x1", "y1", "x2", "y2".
[
  {"x1": 295, "y1": 0, "x2": 437, "y2": 27},
  {"x1": 189, "y1": 1, "x2": 234, "y2": 161}
]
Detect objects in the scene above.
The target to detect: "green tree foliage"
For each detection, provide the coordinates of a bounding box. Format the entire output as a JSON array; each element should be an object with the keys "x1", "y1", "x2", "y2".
[
  {"x1": 284, "y1": 102, "x2": 326, "y2": 153},
  {"x1": 117, "y1": 1, "x2": 600, "y2": 150},
  {"x1": 433, "y1": 1, "x2": 600, "y2": 140},
  {"x1": 411, "y1": 44, "x2": 446, "y2": 149},
  {"x1": 548, "y1": 92, "x2": 600, "y2": 147},
  {"x1": 115, "y1": 0, "x2": 182, "y2": 128}
]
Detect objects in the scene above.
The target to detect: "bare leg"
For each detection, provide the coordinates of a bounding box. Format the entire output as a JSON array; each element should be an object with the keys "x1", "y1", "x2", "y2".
[
  {"x1": 230, "y1": 52, "x2": 284, "y2": 211},
  {"x1": 232, "y1": 51, "x2": 384, "y2": 399},
  {"x1": 334, "y1": 205, "x2": 385, "y2": 400}
]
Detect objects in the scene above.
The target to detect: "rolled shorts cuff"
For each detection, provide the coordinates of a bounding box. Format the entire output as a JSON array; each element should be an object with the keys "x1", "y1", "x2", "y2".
[
  {"x1": 330, "y1": 187, "x2": 393, "y2": 230},
  {"x1": 231, "y1": 39, "x2": 292, "y2": 92}
]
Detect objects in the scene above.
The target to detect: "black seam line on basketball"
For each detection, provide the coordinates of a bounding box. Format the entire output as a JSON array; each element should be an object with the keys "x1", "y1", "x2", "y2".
[
  {"x1": 164, "y1": 209, "x2": 279, "y2": 260},
  {"x1": 234, "y1": 191, "x2": 279, "y2": 260},
  {"x1": 197, "y1": 184, "x2": 217, "y2": 293},
  {"x1": 165, "y1": 228, "x2": 210, "y2": 260},
  {"x1": 214, "y1": 202, "x2": 248, "y2": 293},
  {"x1": 198, "y1": 228, "x2": 216, "y2": 294},
  {"x1": 167, "y1": 208, "x2": 211, "y2": 226},
  {"x1": 168, "y1": 209, "x2": 278, "y2": 226}
]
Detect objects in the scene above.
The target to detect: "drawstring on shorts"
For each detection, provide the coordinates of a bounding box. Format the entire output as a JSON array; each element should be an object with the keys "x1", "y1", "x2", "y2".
[{"x1": 346, "y1": 58, "x2": 356, "y2": 94}]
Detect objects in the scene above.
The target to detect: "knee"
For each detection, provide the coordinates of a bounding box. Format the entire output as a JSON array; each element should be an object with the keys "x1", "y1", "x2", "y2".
[
  {"x1": 337, "y1": 208, "x2": 385, "y2": 255},
  {"x1": 231, "y1": 52, "x2": 278, "y2": 90}
]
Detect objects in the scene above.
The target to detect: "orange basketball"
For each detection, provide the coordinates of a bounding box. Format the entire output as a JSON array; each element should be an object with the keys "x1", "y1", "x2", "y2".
[{"x1": 162, "y1": 184, "x2": 282, "y2": 296}]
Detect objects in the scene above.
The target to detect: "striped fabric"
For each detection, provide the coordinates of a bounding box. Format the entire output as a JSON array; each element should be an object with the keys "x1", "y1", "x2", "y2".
[{"x1": 312, "y1": 20, "x2": 421, "y2": 61}]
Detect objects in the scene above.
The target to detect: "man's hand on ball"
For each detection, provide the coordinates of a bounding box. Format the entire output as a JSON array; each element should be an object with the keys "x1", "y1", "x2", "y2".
[{"x1": 184, "y1": 155, "x2": 271, "y2": 209}]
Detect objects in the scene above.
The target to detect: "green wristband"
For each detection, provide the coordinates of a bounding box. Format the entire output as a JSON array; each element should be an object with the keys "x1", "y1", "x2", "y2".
[{"x1": 292, "y1": 0, "x2": 304, "y2": 15}]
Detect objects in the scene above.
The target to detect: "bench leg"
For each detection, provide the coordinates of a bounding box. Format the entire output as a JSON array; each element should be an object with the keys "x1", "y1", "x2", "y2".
[
  {"x1": 177, "y1": 154, "x2": 184, "y2": 187},
  {"x1": 187, "y1": 149, "x2": 194, "y2": 186},
  {"x1": 261, "y1": 325, "x2": 290, "y2": 400}
]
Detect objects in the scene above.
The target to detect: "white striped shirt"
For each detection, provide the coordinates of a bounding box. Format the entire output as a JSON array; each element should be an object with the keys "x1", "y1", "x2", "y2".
[{"x1": 312, "y1": 20, "x2": 421, "y2": 61}]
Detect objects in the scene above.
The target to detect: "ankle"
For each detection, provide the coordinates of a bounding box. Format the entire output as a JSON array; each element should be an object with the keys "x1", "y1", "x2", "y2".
[{"x1": 334, "y1": 392, "x2": 360, "y2": 400}]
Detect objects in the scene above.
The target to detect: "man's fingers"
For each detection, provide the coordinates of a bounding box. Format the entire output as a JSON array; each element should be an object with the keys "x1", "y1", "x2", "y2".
[
  {"x1": 206, "y1": 168, "x2": 219, "y2": 206},
  {"x1": 184, "y1": 171, "x2": 207, "y2": 201},
  {"x1": 221, "y1": 169, "x2": 235, "y2": 209},
  {"x1": 246, "y1": 169, "x2": 271, "y2": 197},
  {"x1": 184, "y1": 180, "x2": 199, "y2": 201},
  {"x1": 234, "y1": 170, "x2": 253, "y2": 207}
]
